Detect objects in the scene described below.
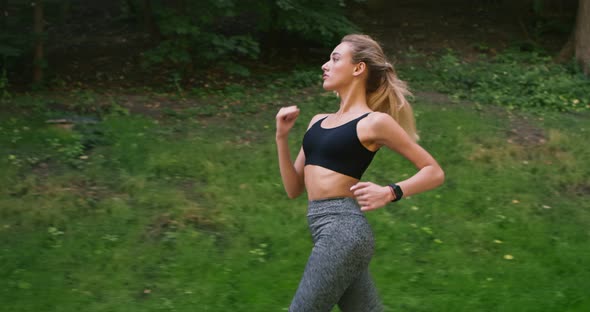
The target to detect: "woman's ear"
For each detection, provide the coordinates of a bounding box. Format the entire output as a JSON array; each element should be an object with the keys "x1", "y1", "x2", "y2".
[{"x1": 353, "y1": 62, "x2": 367, "y2": 77}]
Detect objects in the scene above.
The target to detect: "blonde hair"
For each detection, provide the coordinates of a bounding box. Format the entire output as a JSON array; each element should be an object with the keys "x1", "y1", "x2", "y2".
[{"x1": 341, "y1": 34, "x2": 418, "y2": 141}]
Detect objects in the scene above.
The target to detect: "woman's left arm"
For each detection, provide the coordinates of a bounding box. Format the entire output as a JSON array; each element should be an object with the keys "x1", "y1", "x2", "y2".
[{"x1": 351, "y1": 113, "x2": 445, "y2": 211}]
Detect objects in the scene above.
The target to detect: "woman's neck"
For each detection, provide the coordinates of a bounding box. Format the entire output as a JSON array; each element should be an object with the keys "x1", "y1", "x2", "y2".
[{"x1": 335, "y1": 82, "x2": 369, "y2": 114}]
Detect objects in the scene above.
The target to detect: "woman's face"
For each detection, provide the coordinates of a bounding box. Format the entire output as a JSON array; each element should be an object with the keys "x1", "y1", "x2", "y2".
[{"x1": 321, "y1": 42, "x2": 357, "y2": 91}]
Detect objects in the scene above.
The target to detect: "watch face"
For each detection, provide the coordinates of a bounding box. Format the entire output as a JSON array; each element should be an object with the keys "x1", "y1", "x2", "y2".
[
  {"x1": 389, "y1": 184, "x2": 403, "y2": 201},
  {"x1": 391, "y1": 184, "x2": 403, "y2": 200}
]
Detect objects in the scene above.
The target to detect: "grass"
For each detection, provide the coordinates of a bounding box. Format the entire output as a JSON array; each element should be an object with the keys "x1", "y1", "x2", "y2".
[{"x1": 1, "y1": 63, "x2": 589, "y2": 311}]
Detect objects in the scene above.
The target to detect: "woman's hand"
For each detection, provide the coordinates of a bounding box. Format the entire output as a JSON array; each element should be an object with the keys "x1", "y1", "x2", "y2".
[
  {"x1": 276, "y1": 106, "x2": 300, "y2": 139},
  {"x1": 350, "y1": 182, "x2": 393, "y2": 212}
]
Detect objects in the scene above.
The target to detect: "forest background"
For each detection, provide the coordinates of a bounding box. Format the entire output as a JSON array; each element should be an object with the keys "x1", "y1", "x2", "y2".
[{"x1": 1, "y1": 0, "x2": 589, "y2": 311}]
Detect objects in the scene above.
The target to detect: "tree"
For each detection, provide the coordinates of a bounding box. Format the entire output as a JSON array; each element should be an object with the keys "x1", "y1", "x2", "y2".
[
  {"x1": 558, "y1": 0, "x2": 590, "y2": 75},
  {"x1": 140, "y1": 0, "x2": 160, "y2": 40},
  {"x1": 141, "y1": 0, "x2": 360, "y2": 77},
  {"x1": 32, "y1": 0, "x2": 44, "y2": 84}
]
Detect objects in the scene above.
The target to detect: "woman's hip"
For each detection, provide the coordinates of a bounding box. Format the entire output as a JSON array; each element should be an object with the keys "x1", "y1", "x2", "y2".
[{"x1": 306, "y1": 197, "x2": 375, "y2": 251}]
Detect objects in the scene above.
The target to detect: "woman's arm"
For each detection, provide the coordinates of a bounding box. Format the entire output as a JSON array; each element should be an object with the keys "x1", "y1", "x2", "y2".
[
  {"x1": 276, "y1": 140, "x2": 306, "y2": 199},
  {"x1": 275, "y1": 108, "x2": 327, "y2": 199},
  {"x1": 275, "y1": 106, "x2": 304, "y2": 198},
  {"x1": 351, "y1": 112, "x2": 445, "y2": 211}
]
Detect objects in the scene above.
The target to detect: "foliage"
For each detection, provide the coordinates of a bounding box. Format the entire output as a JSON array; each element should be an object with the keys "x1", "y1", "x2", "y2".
[
  {"x1": 141, "y1": 0, "x2": 361, "y2": 76},
  {"x1": 1, "y1": 0, "x2": 70, "y2": 87},
  {"x1": 281, "y1": 68, "x2": 323, "y2": 88},
  {"x1": 141, "y1": 2, "x2": 260, "y2": 75},
  {"x1": 0, "y1": 2, "x2": 30, "y2": 87},
  {"x1": 270, "y1": 0, "x2": 360, "y2": 43},
  {"x1": 529, "y1": 0, "x2": 576, "y2": 40},
  {"x1": 0, "y1": 68, "x2": 11, "y2": 102},
  {"x1": 401, "y1": 49, "x2": 590, "y2": 112},
  {"x1": 0, "y1": 0, "x2": 361, "y2": 88},
  {"x1": 0, "y1": 1, "x2": 29, "y2": 61}
]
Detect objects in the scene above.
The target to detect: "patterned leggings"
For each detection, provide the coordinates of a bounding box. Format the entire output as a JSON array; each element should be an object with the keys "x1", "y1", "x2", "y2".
[{"x1": 289, "y1": 197, "x2": 383, "y2": 312}]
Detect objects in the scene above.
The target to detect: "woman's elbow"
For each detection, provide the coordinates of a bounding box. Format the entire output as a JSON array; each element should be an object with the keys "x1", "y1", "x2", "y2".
[
  {"x1": 286, "y1": 184, "x2": 304, "y2": 199},
  {"x1": 286, "y1": 189, "x2": 303, "y2": 199},
  {"x1": 436, "y1": 167, "x2": 445, "y2": 187}
]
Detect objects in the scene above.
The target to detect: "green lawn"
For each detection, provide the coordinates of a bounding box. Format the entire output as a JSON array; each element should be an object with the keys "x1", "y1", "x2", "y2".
[{"x1": 1, "y1": 78, "x2": 589, "y2": 311}]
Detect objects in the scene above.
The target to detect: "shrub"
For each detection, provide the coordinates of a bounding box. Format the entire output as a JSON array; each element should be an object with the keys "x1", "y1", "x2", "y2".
[
  {"x1": 428, "y1": 49, "x2": 590, "y2": 112},
  {"x1": 141, "y1": 0, "x2": 362, "y2": 76}
]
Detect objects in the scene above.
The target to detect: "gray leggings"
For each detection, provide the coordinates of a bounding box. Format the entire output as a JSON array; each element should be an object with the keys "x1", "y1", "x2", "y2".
[{"x1": 289, "y1": 197, "x2": 383, "y2": 312}]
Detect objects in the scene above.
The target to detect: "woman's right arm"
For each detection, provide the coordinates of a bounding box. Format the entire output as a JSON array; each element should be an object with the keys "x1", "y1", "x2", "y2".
[
  {"x1": 276, "y1": 107, "x2": 327, "y2": 198},
  {"x1": 275, "y1": 106, "x2": 305, "y2": 198},
  {"x1": 276, "y1": 141, "x2": 306, "y2": 199}
]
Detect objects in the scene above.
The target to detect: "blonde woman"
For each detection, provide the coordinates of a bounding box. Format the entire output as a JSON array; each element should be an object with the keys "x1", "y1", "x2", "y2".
[{"x1": 276, "y1": 34, "x2": 445, "y2": 311}]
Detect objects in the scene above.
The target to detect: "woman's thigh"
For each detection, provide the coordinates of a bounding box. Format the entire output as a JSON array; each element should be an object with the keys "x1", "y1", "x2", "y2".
[
  {"x1": 338, "y1": 268, "x2": 383, "y2": 312},
  {"x1": 290, "y1": 215, "x2": 376, "y2": 311}
]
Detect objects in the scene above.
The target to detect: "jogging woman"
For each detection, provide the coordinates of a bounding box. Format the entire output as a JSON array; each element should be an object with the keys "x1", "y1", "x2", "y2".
[{"x1": 276, "y1": 34, "x2": 445, "y2": 312}]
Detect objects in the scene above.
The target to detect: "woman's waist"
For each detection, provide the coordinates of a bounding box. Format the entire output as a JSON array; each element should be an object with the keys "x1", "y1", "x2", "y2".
[
  {"x1": 307, "y1": 197, "x2": 363, "y2": 216},
  {"x1": 305, "y1": 181, "x2": 357, "y2": 201},
  {"x1": 304, "y1": 166, "x2": 358, "y2": 198},
  {"x1": 307, "y1": 188, "x2": 354, "y2": 201}
]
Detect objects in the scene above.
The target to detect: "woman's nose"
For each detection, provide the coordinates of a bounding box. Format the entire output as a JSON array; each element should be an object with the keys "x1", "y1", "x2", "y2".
[{"x1": 321, "y1": 62, "x2": 328, "y2": 71}]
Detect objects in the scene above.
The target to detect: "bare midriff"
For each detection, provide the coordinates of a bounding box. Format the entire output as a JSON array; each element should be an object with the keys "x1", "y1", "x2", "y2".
[{"x1": 304, "y1": 165, "x2": 358, "y2": 200}]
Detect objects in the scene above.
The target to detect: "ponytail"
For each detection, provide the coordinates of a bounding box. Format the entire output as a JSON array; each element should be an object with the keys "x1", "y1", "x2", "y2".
[{"x1": 342, "y1": 34, "x2": 418, "y2": 141}]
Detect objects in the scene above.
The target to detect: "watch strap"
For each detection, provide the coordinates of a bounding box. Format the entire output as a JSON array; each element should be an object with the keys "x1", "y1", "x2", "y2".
[{"x1": 388, "y1": 184, "x2": 403, "y2": 202}]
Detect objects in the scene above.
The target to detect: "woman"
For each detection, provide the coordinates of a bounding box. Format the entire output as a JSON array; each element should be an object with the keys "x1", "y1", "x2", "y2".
[{"x1": 276, "y1": 34, "x2": 445, "y2": 312}]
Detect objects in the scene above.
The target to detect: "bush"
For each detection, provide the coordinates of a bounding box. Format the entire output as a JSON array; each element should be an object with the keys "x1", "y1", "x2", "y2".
[
  {"x1": 428, "y1": 49, "x2": 590, "y2": 112},
  {"x1": 141, "y1": 0, "x2": 362, "y2": 76},
  {"x1": 141, "y1": 3, "x2": 260, "y2": 75}
]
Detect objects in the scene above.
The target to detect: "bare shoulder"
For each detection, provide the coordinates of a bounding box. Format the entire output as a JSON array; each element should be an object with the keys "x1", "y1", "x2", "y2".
[
  {"x1": 366, "y1": 111, "x2": 401, "y2": 129},
  {"x1": 363, "y1": 111, "x2": 412, "y2": 147}
]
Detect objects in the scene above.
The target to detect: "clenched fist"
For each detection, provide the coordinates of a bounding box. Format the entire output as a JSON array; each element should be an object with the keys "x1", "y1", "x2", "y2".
[{"x1": 276, "y1": 106, "x2": 300, "y2": 139}]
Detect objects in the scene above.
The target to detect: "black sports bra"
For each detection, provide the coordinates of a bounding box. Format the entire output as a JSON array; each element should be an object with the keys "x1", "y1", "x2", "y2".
[{"x1": 302, "y1": 112, "x2": 377, "y2": 179}]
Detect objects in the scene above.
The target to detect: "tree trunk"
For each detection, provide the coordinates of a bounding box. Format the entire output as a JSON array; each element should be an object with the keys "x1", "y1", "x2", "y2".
[
  {"x1": 267, "y1": 0, "x2": 279, "y2": 60},
  {"x1": 141, "y1": 0, "x2": 160, "y2": 41},
  {"x1": 32, "y1": 0, "x2": 44, "y2": 84},
  {"x1": 575, "y1": 0, "x2": 590, "y2": 74},
  {"x1": 556, "y1": 30, "x2": 575, "y2": 63},
  {"x1": 557, "y1": 0, "x2": 590, "y2": 74}
]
